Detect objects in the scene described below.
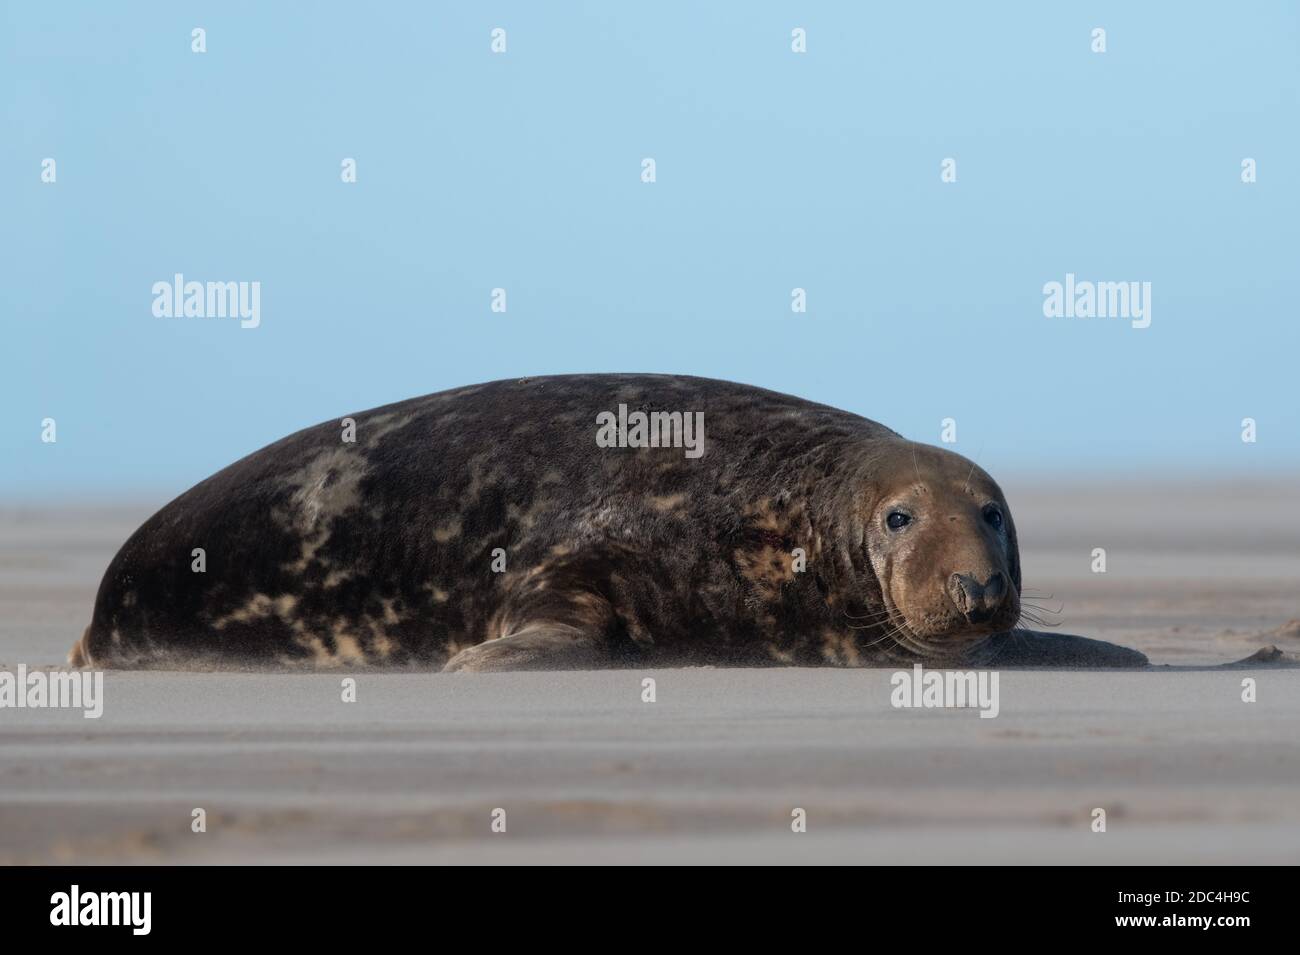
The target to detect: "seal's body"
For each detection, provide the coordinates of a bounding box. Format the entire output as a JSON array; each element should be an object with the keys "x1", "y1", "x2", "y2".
[{"x1": 75, "y1": 374, "x2": 1145, "y2": 670}]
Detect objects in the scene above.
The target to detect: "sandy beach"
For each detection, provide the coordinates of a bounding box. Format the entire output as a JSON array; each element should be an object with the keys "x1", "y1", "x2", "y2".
[{"x1": 2, "y1": 481, "x2": 1298, "y2": 864}]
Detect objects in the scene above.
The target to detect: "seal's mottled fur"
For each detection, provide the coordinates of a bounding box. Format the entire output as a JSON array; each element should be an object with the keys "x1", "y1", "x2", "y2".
[{"x1": 74, "y1": 374, "x2": 1146, "y2": 670}]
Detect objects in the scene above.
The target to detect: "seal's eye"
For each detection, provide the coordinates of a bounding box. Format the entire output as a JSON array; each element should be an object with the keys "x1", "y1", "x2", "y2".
[
  {"x1": 983, "y1": 506, "x2": 1004, "y2": 530},
  {"x1": 886, "y1": 511, "x2": 911, "y2": 531}
]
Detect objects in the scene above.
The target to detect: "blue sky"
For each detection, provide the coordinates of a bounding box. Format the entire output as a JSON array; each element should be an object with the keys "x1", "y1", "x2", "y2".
[{"x1": 4, "y1": 2, "x2": 1297, "y2": 498}]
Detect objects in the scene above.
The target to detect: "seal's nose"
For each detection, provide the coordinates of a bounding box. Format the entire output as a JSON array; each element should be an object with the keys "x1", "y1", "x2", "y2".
[{"x1": 947, "y1": 571, "x2": 1006, "y2": 623}]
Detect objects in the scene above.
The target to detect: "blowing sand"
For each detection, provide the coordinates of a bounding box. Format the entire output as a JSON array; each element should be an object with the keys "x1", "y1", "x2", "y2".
[{"x1": 1, "y1": 481, "x2": 1298, "y2": 864}]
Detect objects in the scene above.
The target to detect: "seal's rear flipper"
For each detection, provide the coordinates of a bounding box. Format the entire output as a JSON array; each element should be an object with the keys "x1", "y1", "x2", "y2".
[
  {"x1": 967, "y1": 630, "x2": 1149, "y2": 668},
  {"x1": 1213, "y1": 645, "x2": 1300, "y2": 668},
  {"x1": 68, "y1": 626, "x2": 91, "y2": 668}
]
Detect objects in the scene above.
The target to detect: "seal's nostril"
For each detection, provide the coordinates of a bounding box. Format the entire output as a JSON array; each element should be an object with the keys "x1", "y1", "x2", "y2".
[
  {"x1": 949, "y1": 571, "x2": 1006, "y2": 621},
  {"x1": 947, "y1": 572, "x2": 975, "y2": 612}
]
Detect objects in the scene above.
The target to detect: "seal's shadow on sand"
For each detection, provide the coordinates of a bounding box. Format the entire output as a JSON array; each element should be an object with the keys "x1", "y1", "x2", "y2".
[
  {"x1": 13, "y1": 632, "x2": 1296, "y2": 675},
  {"x1": 969, "y1": 631, "x2": 1299, "y2": 670}
]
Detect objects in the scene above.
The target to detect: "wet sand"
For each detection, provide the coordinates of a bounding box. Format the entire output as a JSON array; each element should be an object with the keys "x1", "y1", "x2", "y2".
[{"x1": 2, "y1": 482, "x2": 1298, "y2": 864}]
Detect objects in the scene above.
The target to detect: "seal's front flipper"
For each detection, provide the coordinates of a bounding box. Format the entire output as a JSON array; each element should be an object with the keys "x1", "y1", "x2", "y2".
[
  {"x1": 442, "y1": 623, "x2": 611, "y2": 672},
  {"x1": 967, "y1": 630, "x2": 1149, "y2": 668},
  {"x1": 443, "y1": 543, "x2": 659, "y2": 672}
]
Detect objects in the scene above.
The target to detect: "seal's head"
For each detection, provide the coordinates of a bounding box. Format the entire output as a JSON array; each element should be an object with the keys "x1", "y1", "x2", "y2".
[{"x1": 863, "y1": 442, "x2": 1021, "y2": 658}]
